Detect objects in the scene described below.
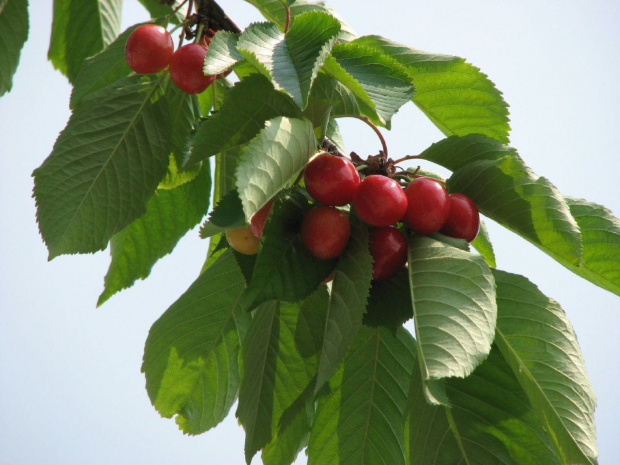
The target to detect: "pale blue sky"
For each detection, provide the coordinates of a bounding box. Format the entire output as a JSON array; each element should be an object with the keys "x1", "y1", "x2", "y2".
[{"x1": 1, "y1": 1, "x2": 619, "y2": 464}]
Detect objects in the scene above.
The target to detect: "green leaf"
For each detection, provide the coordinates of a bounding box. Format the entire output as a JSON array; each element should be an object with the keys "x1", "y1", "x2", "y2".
[
  {"x1": 326, "y1": 41, "x2": 416, "y2": 127},
  {"x1": 203, "y1": 30, "x2": 244, "y2": 75},
  {"x1": 186, "y1": 74, "x2": 302, "y2": 166},
  {"x1": 315, "y1": 214, "x2": 373, "y2": 392},
  {"x1": 308, "y1": 326, "x2": 416, "y2": 465},
  {"x1": 238, "y1": 188, "x2": 335, "y2": 311},
  {"x1": 98, "y1": 164, "x2": 211, "y2": 306},
  {"x1": 564, "y1": 197, "x2": 620, "y2": 296},
  {"x1": 236, "y1": 116, "x2": 316, "y2": 221},
  {"x1": 70, "y1": 24, "x2": 134, "y2": 108},
  {"x1": 237, "y1": 287, "x2": 329, "y2": 464},
  {"x1": 407, "y1": 344, "x2": 564, "y2": 465},
  {"x1": 244, "y1": 0, "x2": 356, "y2": 41},
  {"x1": 408, "y1": 235, "x2": 497, "y2": 405},
  {"x1": 33, "y1": 75, "x2": 172, "y2": 258},
  {"x1": 0, "y1": 0, "x2": 28, "y2": 97},
  {"x1": 355, "y1": 35, "x2": 511, "y2": 143},
  {"x1": 450, "y1": 156, "x2": 582, "y2": 266},
  {"x1": 364, "y1": 268, "x2": 413, "y2": 332},
  {"x1": 142, "y1": 250, "x2": 250, "y2": 434},
  {"x1": 493, "y1": 269, "x2": 598, "y2": 465},
  {"x1": 262, "y1": 403, "x2": 312, "y2": 465},
  {"x1": 471, "y1": 219, "x2": 496, "y2": 267},
  {"x1": 311, "y1": 72, "x2": 361, "y2": 118},
  {"x1": 206, "y1": 188, "x2": 246, "y2": 229},
  {"x1": 234, "y1": 12, "x2": 341, "y2": 109},
  {"x1": 48, "y1": 0, "x2": 123, "y2": 83}
]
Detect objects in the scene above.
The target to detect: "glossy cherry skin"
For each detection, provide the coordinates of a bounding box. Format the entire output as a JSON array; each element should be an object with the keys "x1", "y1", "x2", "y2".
[
  {"x1": 353, "y1": 175, "x2": 408, "y2": 227},
  {"x1": 125, "y1": 24, "x2": 174, "y2": 74},
  {"x1": 369, "y1": 226, "x2": 408, "y2": 281},
  {"x1": 403, "y1": 177, "x2": 451, "y2": 234},
  {"x1": 301, "y1": 206, "x2": 351, "y2": 260},
  {"x1": 304, "y1": 154, "x2": 360, "y2": 206},
  {"x1": 169, "y1": 43, "x2": 216, "y2": 94},
  {"x1": 440, "y1": 193, "x2": 480, "y2": 242},
  {"x1": 226, "y1": 226, "x2": 261, "y2": 255},
  {"x1": 250, "y1": 199, "x2": 274, "y2": 239}
]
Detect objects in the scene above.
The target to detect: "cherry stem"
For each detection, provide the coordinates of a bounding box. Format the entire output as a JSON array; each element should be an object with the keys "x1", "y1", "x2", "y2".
[
  {"x1": 343, "y1": 114, "x2": 388, "y2": 157},
  {"x1": 284, "y1": 6, "x2": 291, "y2": 33},
  {"x1": 392, "y1": 154, "x2": 421, "y2": 164}
]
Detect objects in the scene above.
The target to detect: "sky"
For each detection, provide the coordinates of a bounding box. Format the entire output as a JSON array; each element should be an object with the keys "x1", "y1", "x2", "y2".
[{"x1": 1, "y1": 1, "x2": 619, "y2": 464}]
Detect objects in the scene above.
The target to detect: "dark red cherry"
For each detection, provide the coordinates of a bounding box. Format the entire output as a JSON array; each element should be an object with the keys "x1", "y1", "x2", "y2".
[
  {"x1": 369, "y1": 226, "x2": 408, "y2": 281},
  {"x1": 352, "y1": 175, "x2": 407, "y2": 227},
  {"x1": 304, "y1": 154, "x2": 360, "y2": 206},
  {"x1": 440, "y1": 193, "x2": 480, "y2": 242},
  {"x1": 403, "y1": 177, "x2": 450, "y2": 234}
]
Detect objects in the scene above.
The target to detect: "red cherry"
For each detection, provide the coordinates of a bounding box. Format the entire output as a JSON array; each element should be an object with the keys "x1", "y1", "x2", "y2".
[
  {"x1": 250, "y1": 199, "x2": 274, "y2": 239},
  {"x1": 301, "y1": 206, "x2": 351, "y2": 260},
  {"x1": 304, "y1": 154, "x2": 360, "y2": 206},
  {"x1": 440, "y1": 193, "x2": 480, "y2": 242},
  {"x1": 125, "y1": 24, "x2": 174, "y2": 74},
  {"x1": 352, "y1": 175, "x2": 407, "y2": 227},
  {"x1": 169, "y1": 43, "x2": 216, "y2": 94},
  {"x1": 403, "y1": 177, "x2": 451, "y2": 234},
  {"x1": 369, "y1": 226, "x2": 408, "y2": 281}
]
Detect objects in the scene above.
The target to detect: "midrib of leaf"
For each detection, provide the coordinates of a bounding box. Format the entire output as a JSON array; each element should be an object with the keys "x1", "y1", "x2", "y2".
[
  {"x1": 493, "y1": 329, "x2": 591, "y2": 465},
  {"x1": 65, "y1": 75, "x2": 166, "y2": 238},
  {"x1": 444, "y1": 408, "x2": 473, "y2": 465}
]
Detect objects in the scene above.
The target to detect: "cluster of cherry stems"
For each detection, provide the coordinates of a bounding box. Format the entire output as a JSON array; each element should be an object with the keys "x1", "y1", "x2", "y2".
[{"x1": 124, "y1": 24, "x2": 480, "y2": 282}]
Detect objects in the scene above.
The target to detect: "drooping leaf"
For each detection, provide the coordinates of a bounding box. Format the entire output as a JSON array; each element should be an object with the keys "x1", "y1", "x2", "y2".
[
  {"x1": 407, "y1": 344, "x2": 564, "y2": 465},
  {"x1": 493, "y1": 269, "x2": 598, "y2": 465},
  {"x1": 48, "y1": 0, "x2": 123, "y2": 83},
  {"x1": 356, "y1": 35, "x2": 511, "y2": 143},
  {"x1": 315, "y1": 214, "x2": 373, "y2": 392},
  {"x1": 408, "y1": 235, "x2": 497, "y2": 405},
  {"x1": 98, "y1": 164, "x2": 211, "y2": 306},
  {"x1": 564, "y1": 197, "x2": 620, "y2": 296},
  {"x1": 311, "y1": 71, "x2": 362, "y2": 118},
  {"x1": 0, "y1": 0, "x2": 28, "y2": 97},
  {"x1": 33, "y1": 75, "x2": 171, "y2": 258},
  {"x1": 236, "y1": 116, "x2": 316, "y2": 221},
  {"x1": 142, "y1": 250, "x2": 251, "y2": 434},
  {"x1": 237, "y1": 287, "x2": 329, "y2": 464},
  {"x1": 262, "y1": 402, "x2": 313, "y2": 465},
  {"x1": 237, "y1": 188, "x2": 335, "y2": 311},
  {"x1": 234, "y1": 12, "x2": 341, "y2": 109},
  {"x1": 243, "y1": 0, "x2": 356, "y2": 41},
  {"x1": 186, "y1": 74, "x2": 302, "y2": 166},
  {"x1": 471, "y1": 218, "x2": 496, "y2": 267},
  {"x1": 325, "y1": 41, "x2": 416, "y2": 127},
  {"x1": 308, "y1": 326, "x2": 416, "y2": 465}
]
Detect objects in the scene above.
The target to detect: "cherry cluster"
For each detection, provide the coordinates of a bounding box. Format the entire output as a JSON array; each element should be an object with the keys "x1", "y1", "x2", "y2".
[
  {"x1": 125, "y1": 24, "x2": 216, "y2": 94},
  {"x1": 226, "y1": 153, "x2": 480, "y2": 283}
]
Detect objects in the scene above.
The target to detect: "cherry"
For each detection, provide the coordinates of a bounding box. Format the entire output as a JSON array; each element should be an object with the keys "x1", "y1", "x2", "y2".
[
  {"x1": 352, "y1": 175, "x2": 407, "y2": 227},
  {"x1": 403, "y1": 177, "x2": 450, "y2": 234},
  {"x1": 169, "y1": 43, "x2": 216, "y2": 94},
  {"x1": 125, "y1": 24, "x2": 174, "y2": 74},
  {"x1": 440, "y1": 193, "x2": 480, "y2": 242},
  {"x1": 250, "y1": 199, "x2": 274, "y2": 239},
  {"x1": 304, "y1": 154, "x2": 360, "y2": 206},
  {"x1": 369, "y1": 226, "x2": 408, "y2": 281},
  {"x1": 301, "y1": 206, "x2": 351, "y2": 260},
  {"x1": 226, "y1": 226, "x2": 261, "y2": 255}
]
